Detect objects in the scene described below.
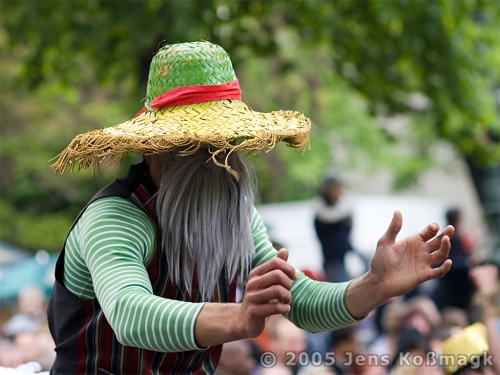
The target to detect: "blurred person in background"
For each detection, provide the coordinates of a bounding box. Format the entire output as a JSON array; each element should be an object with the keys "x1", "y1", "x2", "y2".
[
  {"x1": 435, "y1": 208, "x2": 475, "y2": 310},
  {"x1": 400, "y1": 296, "x2": 441, "y2": 337},
  {"x1": 389, "y1": 328, "x2": 442, "y2": 375},
  {"x1": 298, "y1": 325, "x2": 389, "y2": 375},
  {"x1": 259, "y1": 316, "x2": 306, "y2": 375},
  {"x1": 428, "y1": 326, "x2": 454, "y2": 355},
  {"x1": 0, "y1": 340, "x2": 23, "y2": 368},
  {"x1": 5, "y1": 327, "x2": 55, "y2": 372},
  {"x1": 326, "y1": 326, "x2": 359, "y2": 375},
  {"x1": 369, "y1": 298, "x2": 405, "y2": 358},
  {"x1": 34, "y1": 327, "x2": 56, "y2": 372},
  {"x1": 298, "y1": 326, "x2": 359, "y2": 375},
  {"x1": 2, "y1": 287, "x2": 45, "y2": 337},
  {"x1": 14, "y1": 332, "x2": 41, "y2": 366},
  {"x1": 213, "y1": 340, "x2": 256, "y2": 375},
  {"x1": 0, "y1": 285, "x2": 55, "y2": 372},
  {"x1": 441, "y1": 307, "x2": 470, "y2": 331},
  {"x1": 469, "y1": 264, "x2": 500, "y2": 375},
  {"x1": 314, "y1": 176, "x2": 353, "y2": 283}
]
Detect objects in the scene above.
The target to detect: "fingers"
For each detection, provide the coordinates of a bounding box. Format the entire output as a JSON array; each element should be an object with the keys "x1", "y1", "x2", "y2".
[
  {"x1": 418, "y1": 222, "x2": 440, "y2": 242},
  {"x1": 276, "y1": 248, "x2": 289, "y2": 262},
  {"x1": 246, "y1": 285, "x2": 292, "y2": 305},
  {"x1": 428, "y1": 259, "x2": 452, "y2": 280},
  {"x1": 426, "y1": 225, "x2": 455, "y2": 251},
  {"x1": 247, "y1": 302, "x2": 291, "y2": 320},
  {"x1": 249, "y1": 250, "x2": 296, "y2": 281},
  {"x1": 252, "y1": 269, "x2": 293, "y2": 291},
  {"x1": 429, "y1": 235, "x2": 451, "y2": 265},
  {"x1": 242, "y1": 248, "x2": 296, "y2": 322},
  {"x1": 377, "y1": 211, "x2": 403, "y2": 247}
]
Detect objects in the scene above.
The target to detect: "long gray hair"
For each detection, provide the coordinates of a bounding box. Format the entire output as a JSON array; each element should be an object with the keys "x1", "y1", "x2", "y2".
[{"x1": 154, "y1": 148, "x2": 256, "y2": 301}]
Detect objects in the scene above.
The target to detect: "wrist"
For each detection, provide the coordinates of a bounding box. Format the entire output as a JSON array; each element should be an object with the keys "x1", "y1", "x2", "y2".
[
  {"x1": 194, "y1": 303, "x2": 249, "y2": 348},
  {"x1": 228, "y1": 303, "x2": 250, "y2": 340},
  {"x1": 363, "y1": 270, "x2": 389, "y2": 306},
  {"x1": 346, "y1": 272, "x2": 387, "y2": 319}
]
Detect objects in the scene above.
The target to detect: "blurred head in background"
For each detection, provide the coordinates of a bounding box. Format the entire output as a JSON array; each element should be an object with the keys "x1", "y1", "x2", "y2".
[
  {"x1": 401, "y1": 296, "x2": 441, "y2": 336},
  {"x1": 0, "y1": 339, "x2": 23, "y2": 368},
  {"x1": 268, "y1": 315, "x2": 306, "y2": 366},
  {"x1": 18, "y1": 286, "x2": 45, "y2": 317},
  {"x1": 216, "y1": 340, "x2": 255, "y2": 375},
  {"x1": 446, "y1": 208, "x2": 462, "y2": 231},
  {"x1": 319, "y1": 176, "x2": 342, "y2": 205},
  {"x1": 330, "y1": 325, "x2": 358, "y2": 357},
  {"x1": 2, "y1": 286, "x2": 46, "y2": 338},
  {"x1": 390, "y1": 328, "x2": 439, "y2": 375},
  {"x1": 441, "y1": 307, "x2": 469, "y2": 331}
]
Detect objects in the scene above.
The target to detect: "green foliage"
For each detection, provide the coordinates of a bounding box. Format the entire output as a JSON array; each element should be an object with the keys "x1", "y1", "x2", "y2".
[{"x1": 1, "y1": 0, "x2": 499, "y2": 252}]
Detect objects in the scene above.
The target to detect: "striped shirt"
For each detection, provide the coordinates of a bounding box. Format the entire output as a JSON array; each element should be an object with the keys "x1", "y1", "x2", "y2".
[{"x1": 63, "y1": 197, "x2": 360, "y2": 353}]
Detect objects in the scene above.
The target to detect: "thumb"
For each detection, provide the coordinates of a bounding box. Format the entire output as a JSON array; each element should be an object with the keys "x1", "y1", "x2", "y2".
[
  {"x1": 276, "y1": 248, "x2": 289, "y2": 262},
  {"x1": 378, "y1": 211, "x2": 403, "y2": 247}
]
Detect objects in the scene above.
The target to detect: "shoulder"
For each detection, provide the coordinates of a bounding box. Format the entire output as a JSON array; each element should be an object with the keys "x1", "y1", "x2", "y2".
[
  {"x1": 77, "y1": 197, "x2": 155, "y2": 255},
  {"x1": 82, "y1": 196, "x2": 154, "y2": 228}
]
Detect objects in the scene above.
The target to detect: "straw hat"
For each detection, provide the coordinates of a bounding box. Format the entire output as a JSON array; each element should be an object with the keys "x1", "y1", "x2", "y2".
[
  {"x1": 51, "y1": 41, "x2": 311, "y2": 178},
  {"x1": 441, "y1": 322, "x2": 489, "y2": 374}
]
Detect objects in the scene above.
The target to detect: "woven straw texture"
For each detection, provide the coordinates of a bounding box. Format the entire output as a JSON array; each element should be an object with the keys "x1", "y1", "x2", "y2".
[
  {"x1": 51, "y1": 42, "x2": 311, "y2": 175},
  {"x1": 146, "y1": 42, "x2": 236, "y2": 106}
]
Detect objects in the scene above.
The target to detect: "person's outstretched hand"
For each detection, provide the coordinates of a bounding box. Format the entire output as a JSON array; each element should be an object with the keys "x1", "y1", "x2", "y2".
[
  {"x1": 369, "y1": 211, "x2": 454, "y2": 303},
  {"x1": 469, "y1": 264, "x2": 498, "y2": 295}
]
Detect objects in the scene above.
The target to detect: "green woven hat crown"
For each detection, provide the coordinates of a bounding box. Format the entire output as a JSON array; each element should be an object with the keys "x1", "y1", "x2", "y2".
[{"x1": 146, "y1": 42, "x2": 237, "y2": 107}]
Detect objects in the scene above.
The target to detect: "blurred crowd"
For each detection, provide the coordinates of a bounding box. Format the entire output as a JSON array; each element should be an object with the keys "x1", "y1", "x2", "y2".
[
  {"x1": 214, "y1": 177, "x2": 499, "y2": 375},
  {"x1": 214, "y1": 263, "x2": 499, "y2": 375},
  {"x1": 2, "y1": 260, "x2": 498, "y2": 375},
  {"x1": 0, "y1": 287, "x2": 55, "y2": 372}
]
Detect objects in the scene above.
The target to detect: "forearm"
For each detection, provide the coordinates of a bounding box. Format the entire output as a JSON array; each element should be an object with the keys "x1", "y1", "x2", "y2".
[
  {"x1": 110, "y1": 289, "x2": 205, "y2": 352},
  {"x1": 485, "y1": 316, "x2": 500, "y2": 375},
  {"x1": 345, "y1": 271, "x2": 387, "y2": 319},
  {"x1": 482, "y1": 305, "x2": 500, "y2": 375},
  {"x1": 286, "y1": 272, "x2": 363, "y2": 333},
  {"x1": 193, "y1": 303, "x2": 247, "y2": 347}
]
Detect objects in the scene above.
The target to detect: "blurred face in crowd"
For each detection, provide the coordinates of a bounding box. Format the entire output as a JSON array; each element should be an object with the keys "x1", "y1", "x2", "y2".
[
  {"x1": 325, "y1": 183, "x2": 342, "y2": 204},
  {"x1": 402, "y1": 311, "x2": 433, "y2": 336},
  {"x1": 270, "y1": 318, "x2": 306, "y2": 365},
  {"x1": 0, "y1": 341, "x2": 23, "y2": 368},
  {"x1": 332, "y1": 332, "x2": 358, "y2": 358},
  {"x1": 18, "y1": 287, "x2": 44, "y2": 316},
  {"x1": 14, "y1": 332, "x2": 41, "y2": 363},
  {"x1": 218, "y1": 340, "x2": 255, "y2": 375}
]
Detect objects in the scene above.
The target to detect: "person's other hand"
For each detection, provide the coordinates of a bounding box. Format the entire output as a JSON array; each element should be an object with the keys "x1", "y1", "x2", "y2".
[
  {"x1": 236, "y1": 249, "x2": 296, "y2": 338},
  {"x1": 469, "y1": 264, "x2": 498, "y2": 295},
  {"x1": 369, "y1": 211, "x2": 454, "y2": 302}
]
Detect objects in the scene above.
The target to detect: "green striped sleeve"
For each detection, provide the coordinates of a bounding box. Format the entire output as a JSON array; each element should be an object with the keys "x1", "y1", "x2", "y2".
[
  {"x1": 251, "y1": 207, "x2": 364, "y2": 333},
  {"x1": 71, "y1": 197, "x2": 206, "y2": 352}
]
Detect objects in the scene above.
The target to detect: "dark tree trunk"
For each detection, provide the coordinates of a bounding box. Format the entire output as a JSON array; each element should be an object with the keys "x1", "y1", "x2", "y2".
[{"x1": 465, "y1": 157, "x2": 500, "y2": 261}]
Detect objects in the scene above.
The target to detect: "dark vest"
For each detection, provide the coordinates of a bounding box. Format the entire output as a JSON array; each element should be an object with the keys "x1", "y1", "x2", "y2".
[{"x1": 47, "y1": 161, "x2": 236, "y2": 375}]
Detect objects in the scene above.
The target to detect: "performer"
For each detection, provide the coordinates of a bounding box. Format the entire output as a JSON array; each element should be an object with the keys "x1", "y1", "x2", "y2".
[{"x1": 47, "y1": 41, "x2": 454, "y2": 375}]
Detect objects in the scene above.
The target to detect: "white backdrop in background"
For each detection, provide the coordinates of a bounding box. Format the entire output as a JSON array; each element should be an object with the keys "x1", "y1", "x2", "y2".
[{"x1": 256, "y1": 195, "x2": 449, "y2": 277}]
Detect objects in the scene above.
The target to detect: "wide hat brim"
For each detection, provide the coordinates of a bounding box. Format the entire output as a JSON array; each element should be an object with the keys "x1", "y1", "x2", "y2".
[{"x1": 51, "y1": 99, "x2": 311, "y2": 175}]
